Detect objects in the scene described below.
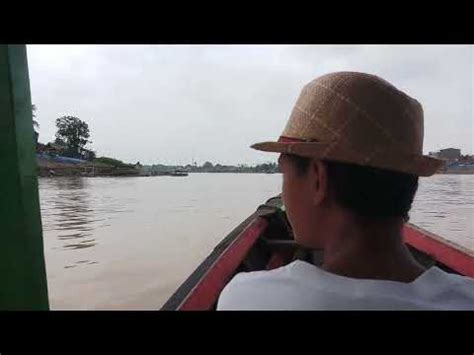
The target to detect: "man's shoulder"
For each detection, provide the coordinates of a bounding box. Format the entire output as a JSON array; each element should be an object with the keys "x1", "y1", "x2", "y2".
[
  {"x1": 425, "y1": 266, "x2": 474, "y2": 286},
  {"x1": 431, "y1": 267, "x2": 474, "y2": 293},
  {"x1": 224, "y1": 262, "x2": 297, "y2": 291},
  {"x1": 216, "y1": 263, "x2": 474, "y2": 310},
  {"x1": 216, "y1": 262, "x2": 302, "y2": 310}
]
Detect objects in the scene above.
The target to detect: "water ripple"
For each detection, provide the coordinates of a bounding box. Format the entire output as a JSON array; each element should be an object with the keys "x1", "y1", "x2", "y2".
[
  {"x1": 410, "y1": 175, "x2": 473, "y2": 250},
  {"x1": 39, "y1": 177, "x2": 136, "y2": 265}
]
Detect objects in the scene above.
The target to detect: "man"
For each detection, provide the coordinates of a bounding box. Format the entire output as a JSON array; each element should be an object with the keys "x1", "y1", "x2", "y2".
[{"x1": 217, "y1": 71, "x2": 474, "y2": 310}]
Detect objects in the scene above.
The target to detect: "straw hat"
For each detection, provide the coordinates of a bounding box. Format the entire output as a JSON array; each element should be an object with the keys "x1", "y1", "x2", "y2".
[{"x1": 251, "y1": 71, "x2": 444, "y2": 176}]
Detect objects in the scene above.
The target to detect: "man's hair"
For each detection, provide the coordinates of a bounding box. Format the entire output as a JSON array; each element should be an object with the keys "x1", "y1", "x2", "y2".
[{"x1": 285, "y1": 154, "x2": 419, "y2": 221}]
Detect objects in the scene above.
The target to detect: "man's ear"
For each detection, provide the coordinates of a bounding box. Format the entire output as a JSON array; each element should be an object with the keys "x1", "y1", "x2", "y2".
[{"x1": 310, "y1": 159, "x2": 328, "y2": 206}]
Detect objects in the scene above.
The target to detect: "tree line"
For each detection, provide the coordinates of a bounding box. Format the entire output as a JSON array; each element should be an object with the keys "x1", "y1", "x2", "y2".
[
  {"x1": 33, "y1": 105, "x2": 280, "y2": 172},
  {"x1": 148, "y1": 161, "x2": 280, "y2": 174}
]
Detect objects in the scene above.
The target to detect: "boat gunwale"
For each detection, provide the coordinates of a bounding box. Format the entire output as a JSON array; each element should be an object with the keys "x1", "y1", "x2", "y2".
[
  {"x1": 406, "y1": 223, "x2": 474, "y2": 257},
  {"x1": 160, "y1": 196, "x2": 283, "y2": 310},
  {"x1": 404, "y1": 223, "x2": 474, "y2": 277},
  {"x1": 176, "y1": 217, "x2": 268, "y2": 310},
  {"x1": 160, "y1": 211, "x2": 263, "y2": 310}
]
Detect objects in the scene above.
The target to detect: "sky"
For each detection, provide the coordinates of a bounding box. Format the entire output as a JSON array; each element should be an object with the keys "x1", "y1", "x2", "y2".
[{"x1": 27, "y1": 45, "x2": 473, "y2": 166}]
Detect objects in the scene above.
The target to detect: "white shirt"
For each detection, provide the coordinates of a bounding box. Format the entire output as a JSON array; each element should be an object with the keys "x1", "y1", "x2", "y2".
[{"x1": 217, "y1": 260, "x2": 474, "y2": 310}]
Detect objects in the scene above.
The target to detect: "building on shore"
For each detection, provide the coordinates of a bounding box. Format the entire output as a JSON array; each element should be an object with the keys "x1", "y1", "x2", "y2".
[
  {"x1": 429, "y1": 148, "x2": 462, "y2": 161},
  {"x1": 429, "y1": 148, "x2": 474, "y2": 174}
]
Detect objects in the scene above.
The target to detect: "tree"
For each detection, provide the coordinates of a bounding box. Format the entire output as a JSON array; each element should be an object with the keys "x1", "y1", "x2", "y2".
[
  {"x1": 32, "y1": 104, "x2": 39, "y2": 130},
  {"x1": 202, "y1": 161, "x2": 214, "y2": 170},
  {"x1": 32, "y1": 104, "x2": 39, "y2": 143},
  {"x1": 55, "y1": 116, "x2": 91, "y2": 158},
  {"x1": 88, "y1": 150, "x2": 96, "y2": 161}
]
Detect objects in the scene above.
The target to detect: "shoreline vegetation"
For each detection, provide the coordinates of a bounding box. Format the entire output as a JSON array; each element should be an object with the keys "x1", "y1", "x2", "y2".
[
  {"x1": 37, "y1": 156, "x2": 281, "y2": 177},
  {"x1": 37, "y1": 155, "x2": 474, "y2": 178},
  {"x1": 37, "y1": 156, "x2": 141, "y2": 177},
  {"x1": 33, "y1": 110, "x2": 474, "y2": 178},
  {"x1": 35, "y1": 113, "x2": 281, "y2": 177}
]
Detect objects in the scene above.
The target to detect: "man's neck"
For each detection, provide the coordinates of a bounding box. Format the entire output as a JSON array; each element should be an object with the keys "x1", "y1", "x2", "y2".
[{"x1": 320, "y1": 216, "x2": 426, "y2": 282}]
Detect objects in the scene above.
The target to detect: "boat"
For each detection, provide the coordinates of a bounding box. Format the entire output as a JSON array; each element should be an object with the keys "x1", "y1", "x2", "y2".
[
  {"x1": 169, "y1": 170, "x2": 188, "y2": 177},
  {"x1": 152, "y1": 170, "x2": 189, "y2": 177},
  {"x1": 161, "y1": 194, "x2": 474, "y2": 310}
]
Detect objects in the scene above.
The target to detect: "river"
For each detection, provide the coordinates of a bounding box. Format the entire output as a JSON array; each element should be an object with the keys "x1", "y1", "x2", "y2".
[{"x1": 38, "y1": 173, "x2": 474, "y2": 309}]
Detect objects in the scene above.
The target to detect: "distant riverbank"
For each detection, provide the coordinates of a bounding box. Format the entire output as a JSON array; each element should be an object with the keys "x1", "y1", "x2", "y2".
[
  {"x1": 37, "y1": 155, "x2": 474, "y2": 177},
  {"x1": 37, "y1": 157, "x2": 140, "y2": 177},
  {"x1": 439, "y1": 171, "x2": 474, "y2": 175},
  {"x1": 38, "y1": 159, "x2": 474, "y2": 178},
  {"x1": 36, "y1": 159, "x2": 282, "y2": 177},
  {"x1": 438, "y1": 164, "x2": 474, "y2": 175}
]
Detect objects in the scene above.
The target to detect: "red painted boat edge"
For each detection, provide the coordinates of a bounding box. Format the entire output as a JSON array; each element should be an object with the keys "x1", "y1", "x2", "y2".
[
  {"x1": 178, "y1": 217, "x2": 268, "y2": 310},
  {"x1": 403, "y1": 224, "x2": 474, "y2": 277}
]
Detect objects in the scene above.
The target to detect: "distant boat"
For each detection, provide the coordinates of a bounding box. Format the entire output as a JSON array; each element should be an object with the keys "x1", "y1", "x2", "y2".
[{"x1": 169, "y1": 170, "x2": 188, "y2": 177}]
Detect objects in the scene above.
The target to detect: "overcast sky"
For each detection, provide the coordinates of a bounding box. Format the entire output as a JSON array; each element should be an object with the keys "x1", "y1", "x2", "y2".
[{"x1": 27, "y1": 45, "x2": 473, "y2": 166}]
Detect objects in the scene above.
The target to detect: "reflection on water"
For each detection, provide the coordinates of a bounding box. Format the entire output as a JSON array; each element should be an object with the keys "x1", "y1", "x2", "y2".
[
  {"x1": 41, "y1": 177, "x2": 96, "y2": 252},
  {"x1": 38, "y1": 174, "x2": 473, "y2": 309},
  {"x1": 39, "y1": 174, "x2": 283, "y2": 309},
  {"x1": 39, "y1": 177, "x2": 134, "y2": 271}
]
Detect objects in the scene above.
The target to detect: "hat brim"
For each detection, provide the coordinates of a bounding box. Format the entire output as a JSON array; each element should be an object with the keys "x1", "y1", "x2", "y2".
[{"x1": 251, "y1": 141, "x2": 445, "y2": 177}]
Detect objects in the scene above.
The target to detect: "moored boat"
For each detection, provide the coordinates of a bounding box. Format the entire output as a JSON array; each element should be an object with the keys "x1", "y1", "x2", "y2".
[{"x1": 161, "y1": 195, "x2": 474, "y2": 310}]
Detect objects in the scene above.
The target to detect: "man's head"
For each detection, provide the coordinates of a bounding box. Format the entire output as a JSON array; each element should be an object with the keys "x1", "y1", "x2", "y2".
[
  {"x1": 278, "y1": 153, "x2": 419, "y2": 248},
  {"x1": 252, "y1": 71, "x2": 444, "y2": 248},
  {"x1": 252, "y1": 72, "x2": 444, "y2": 176}
]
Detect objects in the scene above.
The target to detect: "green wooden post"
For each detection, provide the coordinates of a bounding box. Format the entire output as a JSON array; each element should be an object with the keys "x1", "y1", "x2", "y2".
[{"x1": 0, "y1": 45, "x2": 49, "y2": 310}]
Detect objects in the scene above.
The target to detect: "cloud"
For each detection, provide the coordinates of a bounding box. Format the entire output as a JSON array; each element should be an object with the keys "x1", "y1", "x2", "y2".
[{"x1": 27, "y1": 45, "x2": 473, "y2": 165}]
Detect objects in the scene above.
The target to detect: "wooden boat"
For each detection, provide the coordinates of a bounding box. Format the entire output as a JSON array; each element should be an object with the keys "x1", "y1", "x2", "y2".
[{"x1": 161, "y1": 195, "x2": 474, "y2": 310}]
